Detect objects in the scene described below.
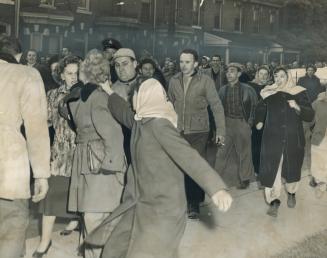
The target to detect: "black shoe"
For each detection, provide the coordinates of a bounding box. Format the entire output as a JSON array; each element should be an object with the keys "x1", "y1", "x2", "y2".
[
  {"x1": 267, "y1": 199, "x2": 280, "y2": 217},
  {"x1": 237, "y1": 180, "x2": 250, "y2": 189},
  {"x1": 32, "y1": 241, "x2": 52, "y2": 258},
  {"x1": 309, "y1": 177, "x2": 318, "y2": 188},
  {"x1": 187, "y1": 203, "x2": 200, "y2": 220},
  {"x1": 287, "y1": 193, "x2": 296, "y2": 208}
]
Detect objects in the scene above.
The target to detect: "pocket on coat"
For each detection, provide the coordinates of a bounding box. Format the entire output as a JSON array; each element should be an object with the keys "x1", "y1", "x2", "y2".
[
  {"x1": 115, "y1": 172, "x2": 125, "y2": 186},
  {"x1": 190, "y1": 113, "x2": 209, "y2": 131}
]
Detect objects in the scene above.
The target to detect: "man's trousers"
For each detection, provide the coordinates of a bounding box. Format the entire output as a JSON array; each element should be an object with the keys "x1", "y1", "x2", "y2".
[
  {"x1": 182, "y1": 132, "x2": 209, "y2": 206},
  {"x1": 215, "y1": 118, "x2": 254, "y2": 184},
  {"x1": 0, "y1": 198, "x2": 29, "y2": 258}
]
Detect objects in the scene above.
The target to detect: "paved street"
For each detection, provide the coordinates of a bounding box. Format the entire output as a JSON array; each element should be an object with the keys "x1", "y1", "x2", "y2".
[{"x1": 24, "y1": 173, "x2": 327, "y2": 258}]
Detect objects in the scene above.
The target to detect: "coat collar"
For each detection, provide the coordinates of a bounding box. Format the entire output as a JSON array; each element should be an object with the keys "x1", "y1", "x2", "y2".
[
  {"x1": 0, "y1": 52, "x2": 18, "y2": 64},
  {"x1": 63, "y1": 82, "x2": 99, "y2": 103},
  {"x1": 173, "y1": 69, "x2": 201, "y2": 80},
  {"x1": 81, "y1": 83, "x2": 98, "y2": 102}
]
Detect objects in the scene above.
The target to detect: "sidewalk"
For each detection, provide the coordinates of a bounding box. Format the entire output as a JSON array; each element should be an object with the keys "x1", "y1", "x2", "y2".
[{"x1": 25, "y1": 175, "x2": 327, "y2": 258}]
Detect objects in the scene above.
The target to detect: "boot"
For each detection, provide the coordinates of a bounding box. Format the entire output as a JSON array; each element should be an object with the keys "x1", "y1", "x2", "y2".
[
  {"x1": 187, "y1": 203, "x2": 200, "y2": 220},
  {"x1": 267, "y1": 199, "x2": 280, "y2": 217},
  {"x1": 237, "y1": 180, "x2": 250, "y2": 189},
  {"x1": 287, "y1": 193, "x2": 296, "y2": 208}
]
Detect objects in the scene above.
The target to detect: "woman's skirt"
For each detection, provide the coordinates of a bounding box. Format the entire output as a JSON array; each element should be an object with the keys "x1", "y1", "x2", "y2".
[{"x1": 38, "y1": 175, "x2": 78, "y2": 218}]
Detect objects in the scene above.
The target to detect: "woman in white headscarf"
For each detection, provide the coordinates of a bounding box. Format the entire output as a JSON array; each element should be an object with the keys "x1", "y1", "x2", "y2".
[
  {"x1": 85, "y1": 77, "x2": 232, "y2": 258},
  {"x1": 255, "y1": 67, "x2": 314, "y2": 217}
]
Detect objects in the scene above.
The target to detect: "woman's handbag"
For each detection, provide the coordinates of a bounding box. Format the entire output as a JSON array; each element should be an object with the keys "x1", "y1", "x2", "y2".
[{"x1": 87, "y1": 139, "x2": 105, "y2": 174}]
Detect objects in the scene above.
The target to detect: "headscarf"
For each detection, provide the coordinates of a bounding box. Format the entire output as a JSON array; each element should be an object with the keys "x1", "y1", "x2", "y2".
[
  {"x1": 260, "y1": 69, "x2": 306, "y2": 100},
  {"x1": 133, "y1": 78, "x2": 178, "y2": 128}
]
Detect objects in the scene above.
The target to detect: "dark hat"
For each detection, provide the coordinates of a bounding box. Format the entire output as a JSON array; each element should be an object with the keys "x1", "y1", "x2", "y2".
[{"x1": 101, "y1": 38, "x2": 122, "y2": 51}]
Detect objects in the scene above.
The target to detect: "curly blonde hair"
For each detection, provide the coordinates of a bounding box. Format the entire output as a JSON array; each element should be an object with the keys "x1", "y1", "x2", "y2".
[{"x1": 80, "y1": 49, "x2": 110, "y2": 84}]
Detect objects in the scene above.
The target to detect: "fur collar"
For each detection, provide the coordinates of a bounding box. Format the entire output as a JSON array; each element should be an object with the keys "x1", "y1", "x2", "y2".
[
  {"x1": 81, "y1": 83, "x2": 98, "y2": 102},
  {"x1": 62, "y1": 82, "x2": 99, "y2": 103}
]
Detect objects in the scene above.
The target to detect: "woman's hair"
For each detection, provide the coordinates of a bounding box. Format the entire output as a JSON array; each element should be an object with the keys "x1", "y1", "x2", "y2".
[
  {"x1": 273, "y1": 66, "x2": 288, "y2": 78},
  {"x1": 257, "y1": 65, "x2": 270, "y2": 74},
  {"x1": 80, "y1": 49, "x2": 110, "y2": 84},
  {"x1": 48, "y1": 54, "x2": 60, "y2": 68},
  {"x1": 57, "y1": 55, "x2": 80, "y2": 75}
]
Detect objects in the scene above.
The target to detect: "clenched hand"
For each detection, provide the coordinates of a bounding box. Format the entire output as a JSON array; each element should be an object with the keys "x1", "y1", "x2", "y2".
[{"x1": 211, "y1": 190, "x2": 233, "y2": 212}]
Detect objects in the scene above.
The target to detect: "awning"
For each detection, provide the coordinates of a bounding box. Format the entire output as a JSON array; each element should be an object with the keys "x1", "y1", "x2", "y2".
[{"x1": 204, "y1": 32, "x2": 230, "y2": 47}]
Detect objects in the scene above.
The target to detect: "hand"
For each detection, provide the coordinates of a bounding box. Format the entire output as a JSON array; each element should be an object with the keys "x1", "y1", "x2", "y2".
[
  {"x1": 216, "y1": 135, "x2": 225, "y2": 145},
  {"x1": 211, "y1": 190, "x2": 233, "y2": 212},
  {"x1": 32, "y1": 178, "x2": 49, "y2": 203},
  {"x1": 288, "y1": 100, "x2": 300, "y2": 112},
  {"x1": 99, "y1": 80, "x2": 114, "y2": 95},
  {"x1": 256, "y1": 122, "x2": 263, "y2": 130}
]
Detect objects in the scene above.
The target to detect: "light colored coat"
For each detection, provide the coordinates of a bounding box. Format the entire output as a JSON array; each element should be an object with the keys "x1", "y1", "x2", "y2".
[{"x1": 0, "y1": 60, "x2": 50, "y2": 200}]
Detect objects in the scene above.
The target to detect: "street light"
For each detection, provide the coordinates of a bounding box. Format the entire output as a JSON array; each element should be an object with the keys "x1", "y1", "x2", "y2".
[{"x1": 116, "y1": 1, "x2": 125, "y2": 5}]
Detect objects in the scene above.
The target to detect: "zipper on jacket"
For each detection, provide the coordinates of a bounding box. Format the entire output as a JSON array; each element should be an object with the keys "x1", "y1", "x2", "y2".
[{"x1": 182, "y1": 76, "x2": 192, "y2": 131}]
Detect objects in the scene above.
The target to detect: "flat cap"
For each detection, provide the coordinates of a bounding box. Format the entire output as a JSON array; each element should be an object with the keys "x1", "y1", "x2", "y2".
[
  {"x1": 113, "y1": 48, "x2": 136, "y2": 60},
  {"x1": 227, "y1": 62, "x2": 243, "y2": 71},
  {"x1": 102, "y1": 38, "x2": 122, "y2": 51}
]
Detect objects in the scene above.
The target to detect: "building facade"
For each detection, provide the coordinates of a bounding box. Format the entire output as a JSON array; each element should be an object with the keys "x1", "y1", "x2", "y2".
[
  {"x1": 0, "y1": 0, "x2": 15, "y2": 36},
  {"x1": 1, "y1": 0, "x2": 299, "y2": 64}
]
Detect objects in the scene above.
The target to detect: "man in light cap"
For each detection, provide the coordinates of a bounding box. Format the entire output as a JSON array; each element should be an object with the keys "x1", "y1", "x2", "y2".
[
  {"x1": 215, "y1": 62, "x2": 257, "y2": 189},
  {"x1": 102, "y1": 38, "x2": 122, "y2": 83},
  {"x1": 111, "y1": 48, "x2": 139, "y2": 165}
]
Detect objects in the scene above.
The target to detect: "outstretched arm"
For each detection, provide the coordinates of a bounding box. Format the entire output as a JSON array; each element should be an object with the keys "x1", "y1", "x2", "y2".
[{"x1": 151, "y1": 119, "x2": 232, "y2": 212}]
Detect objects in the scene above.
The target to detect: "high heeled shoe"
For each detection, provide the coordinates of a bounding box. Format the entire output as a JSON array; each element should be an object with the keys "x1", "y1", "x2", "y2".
[{"x1": 32, "y1": 241, "x2": 52, "y2": 258}]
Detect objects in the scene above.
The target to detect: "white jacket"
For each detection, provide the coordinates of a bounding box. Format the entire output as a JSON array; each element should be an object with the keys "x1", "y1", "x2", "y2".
[{"x1": 0, "y1": 60, "x2": 50, "y2": 200}]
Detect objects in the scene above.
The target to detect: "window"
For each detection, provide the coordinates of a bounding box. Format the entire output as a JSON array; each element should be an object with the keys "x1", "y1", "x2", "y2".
[
  {"x1": 140, "y1": 0, "x2": 151, "y2": 23},
  {"x1": 214, "y1": 15, "x2": 220, "y2": 29},
  {"x1": 253, "y1": 9, "x2": 257, "y2": 21},
  {"x1": 40, "y1": 0, "x2": 54, "y2": 6},
  {"x1": 78, "y1": 0, "x2": 90, "y2": 10},
  {"x1": 214, "y1": 2, "x2": 222, "y2": 29},
  {"x1": 269, "y1": 12, "x2": 276, "y2": 33},
  {"x1": 48, "y1": 36, "x2": 59, "y2": 55},
  {"x1": 234, "y1": 17, "x2": 240, "y2": 31},
  {"x1": 113, "y1": 0, "x2": 124, "y2": 16},
  {"x1": 0, "y1": 24, "x2": 7, "y2": 34},
  {"x1": 0, "y1": 0, "x2": 14, "y2": 4},
  {"x1": 30, "y1": 33, "x2": 43, "y2": 52},
  {"x1": 0, "y1": 22, "x2": 11, "y2": 35}
]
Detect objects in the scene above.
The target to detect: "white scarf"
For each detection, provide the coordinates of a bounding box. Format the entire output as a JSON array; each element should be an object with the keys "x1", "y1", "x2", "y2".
[
  {"x1": 260, "y1": 71, "x2": 306, "y2": 100},
  {"x1": 134, "y1": 78, "x2": 178, "y2": 128}
]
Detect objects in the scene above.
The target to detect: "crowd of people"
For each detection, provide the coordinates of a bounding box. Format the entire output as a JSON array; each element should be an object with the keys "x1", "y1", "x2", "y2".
[{"x1": 0, "y1": 33, "x2": 326, "y2": 258}]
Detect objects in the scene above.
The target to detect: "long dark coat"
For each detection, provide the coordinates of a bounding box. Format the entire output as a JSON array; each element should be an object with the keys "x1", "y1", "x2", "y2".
[
  {"x1": 256, "y1": 91, "x2": 314, "y2": 187},
  {"x1": 86, "y1": 93, "x2": 226, "y2": 258}
]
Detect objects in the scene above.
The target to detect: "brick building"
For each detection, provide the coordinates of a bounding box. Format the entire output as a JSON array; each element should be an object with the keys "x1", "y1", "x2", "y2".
[{"x1": 1, "y1": 0, "x2": 299, "y2": 64}]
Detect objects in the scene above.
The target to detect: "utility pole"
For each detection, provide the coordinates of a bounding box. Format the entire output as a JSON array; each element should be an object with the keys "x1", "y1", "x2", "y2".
[
  {"x1": 15, "y1": 0, "x2": 21, "y2": 37},
  {"x1": 167, "y1": 0, "x2": 176, "y2": 57},
  {"x1": 152, "y1": 0, "x2": 157, "y2": 57}
]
